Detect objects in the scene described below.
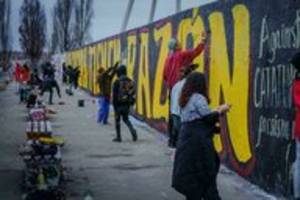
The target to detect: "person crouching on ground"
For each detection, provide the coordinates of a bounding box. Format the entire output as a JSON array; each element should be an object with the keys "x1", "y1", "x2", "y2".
[
  {"x1": 292, "y1": 52, "x2": 300, "y2": 200},
  {"x1": 169, "y1": 63, "x2": 198, "y2": 148},
  {"x1": 172, "y1": 72, "x2": 230, "y2": 200},
  {"x1": 112, "y1": 65, "x2": 137, "y2": 142},
  {"x1": 97, "y1": 62, "x2": 119, "y2": 124}
]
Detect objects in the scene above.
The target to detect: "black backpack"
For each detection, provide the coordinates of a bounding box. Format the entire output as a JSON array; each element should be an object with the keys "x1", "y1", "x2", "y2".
[{"x1": 118, "y1": 77, "x2": 136, "y2": 105}]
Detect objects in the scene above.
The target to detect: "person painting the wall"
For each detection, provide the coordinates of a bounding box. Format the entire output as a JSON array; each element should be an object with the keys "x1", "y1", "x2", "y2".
[
  {"x1": 112, "y1": 65, "x2": 137, "y2": 142},
  {"x1": 172, "y1": 72, "x2": 231, "y2": 200},
  {"x1": 74, "y1": 66, "x2": 81, "y2": 89},
  {"x1": 292, "y1": 52, "x2": 300, "y2": 200},
  {"x1": 164, "y1": 32, "x2": 208, "y2": 146},
  {"x1": 41, "y1": 62, "x2": 61, "y2": 104},
  {"x1": 163, "y1": 33, "x2": 207, "y2": 90},
  {"x1": 96, "y1": 62, "x2": 119, "y2": 124},
  {"x1": 169, "y1": 63, "x2": 198, "y2": 148}
]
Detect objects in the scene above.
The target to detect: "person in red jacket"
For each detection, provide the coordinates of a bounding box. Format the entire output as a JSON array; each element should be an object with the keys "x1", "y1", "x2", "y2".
[
  {"x1": 292, "y1": 52, "x2": 300, "y2": 200},
  {"x1": 163, "y1": 32, "x2": 207, "y2": 90},
  {"x1": 164, "y1": 32, "x2": 207, "y2": 147},
  {"x1": 15, "y1": 62, "x2": 22, "y2": 82},
  {"x1": 19, "y1": 64, "x2": 30, "y2": 82},
  {"x1": 19, "y1": 64, "x2": 31, "y2": 103}
]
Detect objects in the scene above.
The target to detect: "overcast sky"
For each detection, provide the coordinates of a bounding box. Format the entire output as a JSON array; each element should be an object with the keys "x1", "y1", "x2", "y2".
[{"x1": 10, "y1": 0, "x2": 217, "y2": 51}]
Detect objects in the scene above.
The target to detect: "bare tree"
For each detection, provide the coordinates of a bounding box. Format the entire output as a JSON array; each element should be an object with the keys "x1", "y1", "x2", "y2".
[
  {"x1": 19, "y1": 0, "x2": 46, "y2": 63},
  {"x1": 50, "y1": 11, "x2": 60, "y2": 54},
  {"x1": 0, "y1": 0, "x2": 11, "y2": 69},
  {"x1": 73, "y1": 0, "x2": 94, "y2": 48},
  {"x1": 53, "y1": 0, "x2": 75, "y2": 52}
]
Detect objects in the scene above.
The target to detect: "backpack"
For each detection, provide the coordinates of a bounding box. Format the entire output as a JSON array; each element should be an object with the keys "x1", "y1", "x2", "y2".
[{"x1": 118, "y1": 77, "x2": 136, "y2": 105}]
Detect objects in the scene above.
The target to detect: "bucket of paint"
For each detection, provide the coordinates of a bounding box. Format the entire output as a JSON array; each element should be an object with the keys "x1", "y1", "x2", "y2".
[{"x1": 78, "y1": 99, "x2": 84, "y2": 107}]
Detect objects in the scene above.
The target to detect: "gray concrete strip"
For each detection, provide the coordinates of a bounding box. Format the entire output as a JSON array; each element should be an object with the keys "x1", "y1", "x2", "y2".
[{"x1": 0, "y1": 83, "x2": 279, "y2": 200}]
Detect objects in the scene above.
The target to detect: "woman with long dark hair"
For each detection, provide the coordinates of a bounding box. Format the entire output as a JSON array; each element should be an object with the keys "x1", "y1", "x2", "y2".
[{"x1": 172, "y1": 72, "x2": 230, "y2": 200}]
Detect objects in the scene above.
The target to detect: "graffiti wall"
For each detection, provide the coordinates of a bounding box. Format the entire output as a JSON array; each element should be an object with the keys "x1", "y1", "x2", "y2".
[{"x1": 65, "y1": 0, "x2": 300, "y2": 196}]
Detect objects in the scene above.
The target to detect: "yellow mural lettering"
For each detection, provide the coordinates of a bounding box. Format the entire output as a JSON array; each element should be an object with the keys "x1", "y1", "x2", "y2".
[
  {"x1": 84, "y1": 48, "x2": 89, "y2": 90},
  {"x1": 90, "y1": 45, "x2": 97, "y2": 94},
  {"x1": 98, "y1": 42, "x2": 107, "y2": 70},
  {"x1": 107, "y1": 38, "x2": 121, "y2": 67},
  {"x1": 79, "y1": 50, "x2": 84, "y2": 88},
  {"x1": 177, "y1": 8, "x2": 205, "y2": 72},
  {"x1": 153, "y1": 23, "x2": 172, "y2": 120},
  {"x1": 209, "y1": 4, "x2": 251, "y2": 163},
  {"x1": 137, "y1": 31, "x2": 152, "y2": 118},
  {"x1": 127, "y1": 34, "x2": 137, "y2": 80},
  {"x1": 93, "y1": 44, "x2": 100, "y2": 95}
]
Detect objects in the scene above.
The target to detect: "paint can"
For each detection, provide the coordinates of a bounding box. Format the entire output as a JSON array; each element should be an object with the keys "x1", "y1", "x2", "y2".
[{"x1": 78, "y1": 99, "x2": 85, "y2": 107}]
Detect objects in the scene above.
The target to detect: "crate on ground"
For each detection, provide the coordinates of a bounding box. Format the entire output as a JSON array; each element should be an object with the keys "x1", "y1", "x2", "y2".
[
  {"x1": 39, "y1": 136, "x2": 65, "y2": 146},
  {"x1": 26, "y1": 120, "x2": 52, "y2": 139},
  {"x1": 29, "y1": 107, "x2": 46, "y2": 121}
]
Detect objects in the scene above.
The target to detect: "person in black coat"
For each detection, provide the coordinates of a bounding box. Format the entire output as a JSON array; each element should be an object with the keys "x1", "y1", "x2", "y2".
[
  {"x1": 112, "y1": 65, "x2": 137, "y2": 142},
  {"x1": 40, "y1": 62, "x2": 61, "y2": 104},
  {"x1": 172, "y1": 72, "x2": 231, "y2": 200},
  {"x1": 74, "y1": 66, "x2": 81, "y2": 89},
  {"x1": 62, "y1": 63, "x2": 67, "y2": 84}
]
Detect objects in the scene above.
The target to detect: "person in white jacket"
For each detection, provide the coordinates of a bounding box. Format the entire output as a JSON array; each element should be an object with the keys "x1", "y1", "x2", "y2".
[{"x1": 169, "y1": 64, "x2": 198, "y2": 148}]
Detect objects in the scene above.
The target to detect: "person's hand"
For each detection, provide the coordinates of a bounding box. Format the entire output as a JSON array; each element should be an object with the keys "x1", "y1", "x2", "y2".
[
  {"x1": 114, "y1": 61, "x2": 120, "y2": 68},
  {"x1": 201, "y1": 30, "x2": 211, "y2": 45},
  {"x1": 189, "y1": 63, "x2": 199, "y2": 71},
  {"x1": 201, "y1": 31, "x2": 207, "y2": 43},
  {"x1": 217, "y1": 104, "x2": 231, "y2": 114}
]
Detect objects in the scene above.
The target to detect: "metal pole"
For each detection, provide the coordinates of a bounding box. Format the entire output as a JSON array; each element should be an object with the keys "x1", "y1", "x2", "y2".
[
  {"x1": 121, "y1": 0, "x2": 135, "y2": 32},
  {"x1": 148, "y1": 0, "x2": 157, "y2": 23},
  {"x1": 176, "y1": 0, "x2": 181, "y2": 13}
]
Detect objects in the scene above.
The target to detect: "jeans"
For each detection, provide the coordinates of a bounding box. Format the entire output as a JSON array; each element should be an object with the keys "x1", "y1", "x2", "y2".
[
  {"x1": 97, "y1": 96, "x2": 110, "y2": 124},
  {"x1": 294, "y1": 140, "x2": 300, "y2": 198}
]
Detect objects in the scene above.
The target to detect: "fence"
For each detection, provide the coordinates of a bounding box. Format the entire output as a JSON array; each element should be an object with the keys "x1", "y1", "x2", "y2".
[{"x1": 65, "y1": 0, "x2": 300, "y2": 197}]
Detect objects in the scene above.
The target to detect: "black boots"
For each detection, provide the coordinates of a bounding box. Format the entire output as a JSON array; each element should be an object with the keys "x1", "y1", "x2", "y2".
[
  {"x1": 132, "y1": 130, "x2": 138, "y2": 142},
  {"x1": 112, "y1": 137, "x2": 122, "y2": 142},
  {"x1": 112, "y1": 130, "x2": 137, "y2": 142},
  {"x1": 113, "y1": 126, "x2": 122, "y2": 142}
]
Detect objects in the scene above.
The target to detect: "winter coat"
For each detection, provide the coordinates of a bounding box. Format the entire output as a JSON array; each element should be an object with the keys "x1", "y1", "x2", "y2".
[
  {"x1": 163, "y1": 42, "x2": 205, "y2": 89},
  {"x1": 15, "y1": 62, "x2": 22, "y2": 82},
  {"x1": 112, "y1": 75, "x2": 135, "y2": 109},
  {"x1": 98, "y1": 66, "x2": 117, "y2": 99},
  {"x1": 172, "y1": 112, "x2": 220, "y2": 197},
  {"x1": 19, "y1": 68, "x2": 30, "y2": 83}
]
